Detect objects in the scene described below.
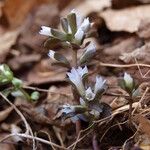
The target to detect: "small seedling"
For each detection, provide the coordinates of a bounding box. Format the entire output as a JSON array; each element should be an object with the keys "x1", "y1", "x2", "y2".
[
  {"x1": 119, "y1": 72, "x2": 140, "y2": 124},
  {"x1": 0, "y1": 64, "x2": 39, "y2": 101},
  {"x1": 39, "y1": 10, "x2": 111, "y2": 126}
]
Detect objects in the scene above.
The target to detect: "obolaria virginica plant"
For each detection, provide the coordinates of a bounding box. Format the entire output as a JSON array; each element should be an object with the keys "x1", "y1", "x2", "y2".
[
  {"x1": 119, "y1": 72, "x2": 140, "y2": 124},
  {"x1": 0, "y1": 64, "x2": 39, "y2": 101},
  {"x1": 39, "y1": 10, "x2": 111, "y2": 123}
]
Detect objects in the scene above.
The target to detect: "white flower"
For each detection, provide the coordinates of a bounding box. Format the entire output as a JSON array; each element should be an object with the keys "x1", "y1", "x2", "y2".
[
  {"x1": 61, "y1": 104, "x2": 75, "y2": 114},
  {"x1": 86, "y1": 42, "x2": 96, "y2": 53},
  {"x1": 85, "y1": 87, "x2": 96, "y2": 101},
  {"x1": 39, "y1": 26, "x2": 52, "y2": 36},
  {"x1": 124, "y1": 72, "x2": 133, "y2": 89},
  {"x1": 48, "y1": 50, "x2": 55, "y2": 60},
  {"x1": 94, "y1": 76, "x2": 106, "y2": 94},
  {"x1": 80, "y1": 18, "x2": 90, "y2": 33},
  {"x1": 71, "y1": 9, "x2": 83, "y2": 29},
  {"x1": 67, "y1": 66, "x2": 88, "y2": 95},
  {"x1": 74, "y1": 28, "x2": 84, "y2": 43},
  {"x1": 79, "y1": 98, "x2": 86, "y2": 106}
]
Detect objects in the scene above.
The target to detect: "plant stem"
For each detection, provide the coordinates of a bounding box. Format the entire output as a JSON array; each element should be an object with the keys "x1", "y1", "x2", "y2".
[
  {"x1": 128, "y1": 95, "x2": 133, "y2": 125},
  {"x1": 92, "y1": 132, "x2": 100, "y2": 150},
  {"x1": 72, "y1": 49, "x2": 77, "y2": 67},
  {"x1": 71, "y1": 47, "x2": 81, "y2": 135}
]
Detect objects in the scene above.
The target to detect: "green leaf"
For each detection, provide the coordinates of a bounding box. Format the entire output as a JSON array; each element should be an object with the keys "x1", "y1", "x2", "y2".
[
  {"x1": 79, "y1": 50, "x2": 95, "y2": 65},
  {"x1": 12, "y1": 78, "x2": 23, "y2": 88},
  {"x1": 67, "y1": 13, "x2": 77, "y2": 35},
  {"x1": 44, "y1": 38, "x2": 61, "y2": 49},
  {"x1": 60, "y1": 18, "x2": 68, "y2": 33},
  {"x1": 31, "y1": 91, "x2": 40, "y2": 101},
  {"x1": 51, "y1": 29, "x2": 67, "y2": 41},
  {"x1": 54, "y1": 52, "x2": 70, "y2": 67}
]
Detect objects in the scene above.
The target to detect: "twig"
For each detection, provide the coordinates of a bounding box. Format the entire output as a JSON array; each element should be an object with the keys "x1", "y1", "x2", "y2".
[
  {"x1": 23, "y1": 85, "x2": 71, "y2": 97},
  {"x1": 132, "y1": 87, "x2": 149, "y2": 115},
  {"x1": 0, "y1": 92, "x2": 36, "y2": 150},
  {"x1": 99, "y1": 62, "x2": 150, "y2": 68},
  {"x1": 0, "y1": 92, "x2": 30, "y2": 134},
  {"x1": 0, "y1": 133, "x2": 67, "y2": 150}
]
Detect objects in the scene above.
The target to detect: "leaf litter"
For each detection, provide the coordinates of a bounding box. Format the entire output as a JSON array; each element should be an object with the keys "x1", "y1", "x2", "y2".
[{"x1": 0, "y1": 0, "x2": 150, "y2": 150}]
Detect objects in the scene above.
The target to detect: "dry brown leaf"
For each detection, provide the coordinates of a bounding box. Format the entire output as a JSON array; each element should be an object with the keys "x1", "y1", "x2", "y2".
[
  {"x1": 103, "y1": 36, "x2": 142, "y2": 56},
  {"x1": 120, "y1": 43, "x2": 150, "y2": 63},
  {"x1": 0, "y1": 29, "x2": 20, "y2": 63},
  {"x1": 137, "y1": 19, "x2": 150, "y2": 41},
  {"x1": 61, "y1": 0, "x2": 111, "y2": 17},
  {"x1": 1, "y1": 0, "x2": 50, "y2": 28},
  {"x1": 0, "y1": 107, "x2": 13, "y2": 122},
  {"x1": 100, "y1": 5, "x2": 150, "y2": 33},
  {"x1": 134, "y1": 115, "x2": 150, "y2": 136},
  {"x1": 27, "y1": 59, "x2": 67, "y2": 84}
]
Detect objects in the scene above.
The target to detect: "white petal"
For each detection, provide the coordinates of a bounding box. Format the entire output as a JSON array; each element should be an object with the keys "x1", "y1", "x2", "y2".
[
  {"x1": 85, "y1": 87, "x2": 95, "y2": 101},
  {"x1": 124, "y1": 72, "x2": 133, "y2": 85},
  {"x1": 94, "y1": 76, "x2": 106, "y2": 94},
  {"x1": 86, "y1": 42, "x2": 96, "y2": 53},
  {"x1": 48, "y1": 50, "x2": 55, "y2": 60},
  {"x1": 77, "y1": 66, "x2": 88, "y2": 77},
  {"x1": 71, "y1": 9, "x2": 83, "y2": 28},
  {"x1": 61, "y1": 104, "x2": 75, "y2": 114},
  {"x1": 39, "y1": 26, "x2": 52, "y2": 36},
  {"x1": 80, "y1": 18, "x2": 90, "y2": 32},
  {"x1": 74, "y1": 28, "x2": 84, "y2": 42},
  {"x1": 80, "y1": 98, "x2": 86, "y2": 106}
]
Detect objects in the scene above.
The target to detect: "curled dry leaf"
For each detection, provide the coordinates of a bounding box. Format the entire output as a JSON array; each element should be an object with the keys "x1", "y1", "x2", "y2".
[
  {"x1": 0, "y1": 29, "x2": 20, "y2": 63},
  {"x1": 100, "y1": 5, "x2": 150, "y2": 33},
  {"x1": 0, "y1": 107, "x2": 13, "y2": 122},
  {"x1": 120, "y1": 43, "x2": 150, "y2": 63}
]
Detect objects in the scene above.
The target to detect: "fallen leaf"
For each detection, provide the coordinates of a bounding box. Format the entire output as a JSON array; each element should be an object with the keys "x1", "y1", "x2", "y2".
[
  {"x1": 103, "y1": 36, "x2": 143, "y2": 56},
  {"x1": 134, "y1": 115, "x2": 150, "y2": 137},
  {"x1": 61, "y1": 0, "x2": 111, "y2": 17},
  {"x1": 0, "y1": 29, "x2": 20, "y2": 63},
  {"x1": 1, "y1": 0, "x2": 50, "y2": 28},
  {"x1": 100, "y1": 5, "x2": 150, "y2": 32},
  {"x1": 120, "y1": 43, "x2": 150, "y2": 63},
  {"x1": 27, "y1": 59, "x2": 67, "y2": 84}
]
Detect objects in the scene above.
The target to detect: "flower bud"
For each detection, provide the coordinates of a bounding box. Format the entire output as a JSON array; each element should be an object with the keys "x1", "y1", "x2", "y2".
[
  {"x1": 48, "y1": 50, "x2": 70, "y2": 67},
  {"x1": 39, "y1": 26, "x2": 52, "y2": 36},
  {"x1": 79, "y1": 42, "x2": 96, "y2": 65}
]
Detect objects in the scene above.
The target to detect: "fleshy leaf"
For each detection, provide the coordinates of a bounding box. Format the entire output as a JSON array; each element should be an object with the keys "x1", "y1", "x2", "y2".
[
  {"x1": 67, "y1": 13, "x2": 77, "y2": 35},
  {"x1": 61, "y1": 18, "x2": 68, "y2": 33}
]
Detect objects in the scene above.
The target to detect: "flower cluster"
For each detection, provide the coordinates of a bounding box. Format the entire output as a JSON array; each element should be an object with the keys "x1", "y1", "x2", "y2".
[
  {"x1": 39, "y1": 9, "x2": 91, "y2": 45},
  {"x1": 39, "y1": 9, "x2": 111, "y2": 123},
  {"x1": 40, "y1": 10, "x2": 96, "y2": 67},
  {"x1": 61, "y1": 66, "x2": 109, "y2": 122},
  {"x1": 0, "y1": 64, "x2": 39, "y2": 101}
]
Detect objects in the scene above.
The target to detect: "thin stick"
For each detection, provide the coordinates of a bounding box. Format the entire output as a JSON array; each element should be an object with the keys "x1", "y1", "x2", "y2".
[
  {"x1": 0, "y1": 92, "x2": 36, "y2": 149},
  {"x1": 99, "y1": 62, "x2": 150, "y2": 68},
  {"x1": 0, "y1": 92, "x2": 29, "y2": 134},
  {"x1": 132, "y1": 87, "x2": 149, "y2": 115},
  {"x1": 0, "y1": 133, "x2": 67, "y2": 150}
]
